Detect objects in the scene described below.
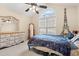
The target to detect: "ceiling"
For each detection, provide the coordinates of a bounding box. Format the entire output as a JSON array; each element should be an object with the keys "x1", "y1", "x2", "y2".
[
  {"x1": 52, "y1": 3, "x2": 79, "y2": 6},
  {"x1": 0, "y1": 3, "x2": 79, "y2": 17},
  {"x1": 0, "y1": 3, "x2": 47, "y2": 16}
]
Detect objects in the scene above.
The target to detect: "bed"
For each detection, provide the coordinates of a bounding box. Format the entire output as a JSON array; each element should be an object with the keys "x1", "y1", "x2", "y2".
[
  {"x1": 0, "y1": 32, "x2": 26, "y2": 49},
  {"x1": 27, "y1": 32, "x2": 78, "y2": 56}
]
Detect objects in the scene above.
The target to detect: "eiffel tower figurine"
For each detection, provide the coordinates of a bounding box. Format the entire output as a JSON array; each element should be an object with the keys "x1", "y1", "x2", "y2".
[{"x1": 61, "y1": 8, "x2": 70, "y2": 35}]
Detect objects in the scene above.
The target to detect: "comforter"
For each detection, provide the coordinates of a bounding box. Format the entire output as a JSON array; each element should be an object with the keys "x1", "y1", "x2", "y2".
[{"x1": 28, "y1": 34, "x2": 72, "y2": 56}]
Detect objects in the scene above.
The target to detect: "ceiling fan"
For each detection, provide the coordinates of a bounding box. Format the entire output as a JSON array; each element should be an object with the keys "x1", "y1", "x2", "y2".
[{"x1": 25, "y1": 3, "x2": 47, "y2": 14}]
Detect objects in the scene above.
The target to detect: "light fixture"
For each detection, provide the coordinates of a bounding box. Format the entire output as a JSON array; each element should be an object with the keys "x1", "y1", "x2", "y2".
[
  {"x1": 1, "y1": 19, "x2": 11, "y2": 23},
  {"x1": 29, "y1": 6, "x2": 39, "y2": 13},
  {"x1": 6, "y1": 20, "x2": 12, "y2": 23},
  {"x1": 25, "y1": 3, "x2": 47, "y2": 14}
]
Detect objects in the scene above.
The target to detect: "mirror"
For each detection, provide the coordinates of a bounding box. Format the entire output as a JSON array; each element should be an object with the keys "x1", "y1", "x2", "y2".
[{"x1": 28, "y1": 23, "x2": 35, "y2": 39}]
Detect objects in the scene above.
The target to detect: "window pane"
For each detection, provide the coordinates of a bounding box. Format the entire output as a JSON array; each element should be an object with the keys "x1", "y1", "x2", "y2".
[
  {"x1": 47, "y1": 18, "x2": 56, "y2": 27},
  {"x1": 47, "y1": 28, "x2": 56, "y2": 35},
  {"x1": 39, "y1": 19, "x2": 46, "y2": 28},
  {"x1": 38, "y1": 9, "x2": 56, "y2": 35},
  {"x1": 39, "y1": 28, "x2": 46, "y2": 34}
]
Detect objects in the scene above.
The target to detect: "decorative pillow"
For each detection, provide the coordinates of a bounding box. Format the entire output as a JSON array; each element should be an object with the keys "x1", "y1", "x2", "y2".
[
  {"x1": 66, "y1": 32, "x2": 74, "y2": 39},
  {"x1": 71, "y1": 38, "x2": 79, "y2": 49},
  {"x1": 71, "y1": 43, "x2": 78, "y2": 50},
  {"x1": 74, "y1": 40, "x2": 79, "y2": 49}
]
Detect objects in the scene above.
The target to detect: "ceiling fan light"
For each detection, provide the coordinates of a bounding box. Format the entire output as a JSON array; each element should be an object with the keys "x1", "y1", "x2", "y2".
[
  {"x1": 36, "y1": 8, "x2": 39, "y2": 11},
  {"x1": 30, "y1": 8, "x2": 32, "y2": 10},
  {"x1": 32, "y1": 6, "x2": 36, "y2": 9},
  {"x1": 33, "y1": 9, "x2": 35, "y2": 12}
]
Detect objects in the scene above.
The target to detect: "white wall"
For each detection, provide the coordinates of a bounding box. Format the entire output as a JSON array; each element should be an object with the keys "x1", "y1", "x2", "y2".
[
  {"x1": 0, "y1": 3, "x2": 78, "y2": 37},
  {"x1": 0, "y1": 5, "x2": 30, "y2": 39},
  {"x1": 31, "y1": 4, "x2": 78, "y2": 35},
  {"x1": 0, "y1": 22, "x2": 17, "y2": 32},
  {"x1": 77, "y1": 7, "x2": 79, "y2": 29}
]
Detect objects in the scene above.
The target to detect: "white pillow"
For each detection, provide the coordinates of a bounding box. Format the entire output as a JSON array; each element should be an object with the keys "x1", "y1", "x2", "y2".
[
  {"x1": 74, "y1": 41, "x2": 79, "y2": 48},
  {"x1": 71, "y1": 33, "x2": 79, "y2": 42}
]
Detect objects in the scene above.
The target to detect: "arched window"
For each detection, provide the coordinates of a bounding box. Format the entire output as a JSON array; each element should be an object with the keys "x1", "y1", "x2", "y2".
[{"x1": 38, "y1": 9, "x2": 56, "y2": 35}]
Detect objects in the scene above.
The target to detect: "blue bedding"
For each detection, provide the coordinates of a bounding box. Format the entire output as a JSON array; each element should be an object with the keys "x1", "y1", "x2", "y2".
[
  {"x1": 28, "y1": 34, "x2": 72, "y2": 56},
  {"x1": 33, "y1": 34, "x2": 69, "y2": 43}
]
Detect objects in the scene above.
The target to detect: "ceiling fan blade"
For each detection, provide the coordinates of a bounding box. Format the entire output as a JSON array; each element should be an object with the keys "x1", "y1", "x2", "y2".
[
  {"x1": 39, "y1": 5, "x2": 47, "y2": 9},
  {"x1": 25, "y1": 8, "x2": 29, "y2": 12},
  {"x1": 25, "y1": 3, "x2": 37, "y2": 6},
  {"x1": 35, "y1": 10, "x2": 39, "y2": 14},
  {"x1": 25, "y1": 3, "x2": 31, "y2": 5},
  {"x1": 31, "y1": 3, "x2": 37, "y2": 6}
]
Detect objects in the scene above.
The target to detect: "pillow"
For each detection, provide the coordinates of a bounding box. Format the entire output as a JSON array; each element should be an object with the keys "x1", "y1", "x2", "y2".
[
  {"x1": 66, "y1": 32, "x2": 74, "y2": 39},
  {"x1": 71, "y1": 43, "x2": 78, "y2": 50},
  {"x1": 74, "y1": 39, "x2": 79, "y2": 48},
  {"x1": 70, "y1": 39, "x2": 79, "y2": 49}
]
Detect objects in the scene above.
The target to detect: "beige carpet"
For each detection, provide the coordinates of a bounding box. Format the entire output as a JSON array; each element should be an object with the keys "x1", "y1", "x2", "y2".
[
  {"x1": 0, "y1": 41, "x2": 41, "y2": 56},
  {"x1": 19, "y1": 50, "x2": 41, "y2": 56},
  {"x1": 0, "y1": 40, "x2": 79, "y2": 56}
]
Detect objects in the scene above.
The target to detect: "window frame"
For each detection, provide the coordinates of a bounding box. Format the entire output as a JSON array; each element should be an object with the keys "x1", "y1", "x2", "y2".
[{"x1": 38, "y1": 10, "x2": 56, "y2": 35}]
